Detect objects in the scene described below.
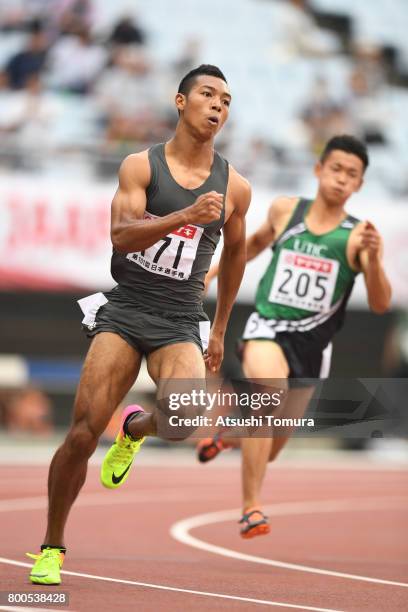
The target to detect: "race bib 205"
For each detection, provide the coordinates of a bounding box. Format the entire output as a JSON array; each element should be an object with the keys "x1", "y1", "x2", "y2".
[{"x1": 268, "y1": 249, "x2": 339, "y2": 312}]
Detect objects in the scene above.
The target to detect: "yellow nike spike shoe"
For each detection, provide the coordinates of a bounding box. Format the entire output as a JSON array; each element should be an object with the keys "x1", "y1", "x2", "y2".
[
  {"x1": 27, "y1": 547, "x2": 65, "y2": 585},
  {"x1": 101, "y1": 405, "x2": 145, "y2": 489}
]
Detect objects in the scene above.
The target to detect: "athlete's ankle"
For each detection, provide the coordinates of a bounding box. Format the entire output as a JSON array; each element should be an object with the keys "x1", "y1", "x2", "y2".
[
  {"x1": 124, "y1": 411, "x2": 147, "y2": 440},
  {"x1": 41, "y1": 544, "x2": 67, "y2": 553},
  {"x1": 243, "y1": 504, "x2": 261, "y2": 515}
]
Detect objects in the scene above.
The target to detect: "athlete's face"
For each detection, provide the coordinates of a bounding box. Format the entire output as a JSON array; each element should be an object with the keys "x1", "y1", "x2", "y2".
[
  {"x1": 315, "y1": 150, "x2": 365, "y2": 205},
  {"x1": 176, "y1": 75, "x2": 231, "y2": 138}
]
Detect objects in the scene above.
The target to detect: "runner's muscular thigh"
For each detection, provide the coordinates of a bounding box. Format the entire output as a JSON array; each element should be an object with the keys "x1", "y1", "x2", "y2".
[
  {"x1": 243, "y1": 340, "x2": 311, "y2": 461},
  {"x1": 72, "y1": 332, "x2": 143, "y2": 435},
  {"x1": 242, "y1": 341, "x2": 289, "y2": 431},
  {"x1": 147, "y1": 342, "x2": 206, "y2": 381},
  {"x1": 148, "y1": 343, "x2": 206, "y2": 430},
  {"x1": 243, "y1": 340, "x2": 289, "y2": 379}
]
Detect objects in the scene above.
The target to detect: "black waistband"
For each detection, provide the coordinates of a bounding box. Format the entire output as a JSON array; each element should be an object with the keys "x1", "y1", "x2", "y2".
[{"x1": 109, "y1": 285, "x2": 206, "y2": 313}]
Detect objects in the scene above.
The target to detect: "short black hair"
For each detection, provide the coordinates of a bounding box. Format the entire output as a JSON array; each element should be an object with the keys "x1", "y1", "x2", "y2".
[
  {"x1": 178, "y1": 64, "x2": 227, "y2": 96},
  {"x1": 320, "y1": 135, "x2": 369, "y2": 171}
]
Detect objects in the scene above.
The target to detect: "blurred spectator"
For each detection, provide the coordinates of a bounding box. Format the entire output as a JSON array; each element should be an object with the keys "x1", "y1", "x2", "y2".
[
  {"x1": 231, "y1": 136, "x2": 276, "y2": 185},
  {"x1": 0, "y1": 1, "x2": 89, "y2": 30},
  {"x1": 46, "y1": 23, "x2": 106, "y2": 93},
  {"x1": 352, "y1": 43, "x2": 387, "y2": 94},
  {"x1": 300, "y1": 76, "x2": 351, "y2": 154},
  {"x1": 172, "y1": 37, "x2": 201, "y2": 79},
  {"x1": 56, "y1": 0, "x2": 94, "y2": 35},
  {"x1": 271, "y1": 0, "x2": 342, "y2": 59},
  {"x1": 4, "y1": 387, "x2": 54, "y2": 435},
  {"x1": 156, "y1": 37, "x2": 203, "y2": 128},
  {"x1": 4, "y1": 19, "x2": 48, "y2": 89},
  {"x1": 0, "y1": 1, "x2": 27, "y2": 31},
  {"x1": 95, "y1": 46, "x2": 166, "y2": 144},
  {"x1": 0, "y1": 0, "x2": 94, "y2": 39},
  {"x1": 0, "y1": 72, "x2": 62, "y2": 156},
  {"x1": 345, "y1": 65, "x2": 387, "y2": 145},
  {"x1": 109, "y1": 15, "x2": 145, "y2": 46}
]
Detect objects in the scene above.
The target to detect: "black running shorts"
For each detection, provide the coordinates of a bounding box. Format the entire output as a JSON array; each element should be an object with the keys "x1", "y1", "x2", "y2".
[
  {"x1": 79, "y1": 286, "x2": 211, "y2": 356},
  {"x1": 239, "y1": 311, "x2": 332, "y2": 380}
]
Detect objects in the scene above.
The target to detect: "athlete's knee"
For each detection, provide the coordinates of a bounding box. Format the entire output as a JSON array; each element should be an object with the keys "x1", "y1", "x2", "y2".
[
  {"x1": 154, "y1": 385, "x2": 206, "y2": 441},
  {"x1": 65, "y1": 420, "x2": 99, "y2": 458},
  {"x1": 156, "y1": 412, "x2": 197, "y2": 442}
]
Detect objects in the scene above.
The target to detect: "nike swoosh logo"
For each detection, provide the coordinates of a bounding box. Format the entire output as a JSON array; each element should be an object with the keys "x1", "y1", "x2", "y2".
[
  {"x1": 30, "y1": 573, "x2": 48, "y2": 577},
  {"x1": 112, "y1": 461, "x2": 133, "y2": 484}
]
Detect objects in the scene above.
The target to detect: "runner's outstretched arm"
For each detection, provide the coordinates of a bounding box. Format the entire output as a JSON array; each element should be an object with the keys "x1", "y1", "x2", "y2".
[
  {"x1": 204, "y1": 172, "x2": 251, "y2": 372},
  {"x1": 358, "y1": 221, "x2": 392, "y2": 313}
]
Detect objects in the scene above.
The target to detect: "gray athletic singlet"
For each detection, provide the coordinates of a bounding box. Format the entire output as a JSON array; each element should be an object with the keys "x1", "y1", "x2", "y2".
[{"x1": 111, "y1": 143, "x2": 229, "y2": 308}]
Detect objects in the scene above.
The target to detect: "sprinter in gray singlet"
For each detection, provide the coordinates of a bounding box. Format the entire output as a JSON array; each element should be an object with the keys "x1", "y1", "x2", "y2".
[{"x1": 28, "y1": 64, "x2": 251, "y2": 585}]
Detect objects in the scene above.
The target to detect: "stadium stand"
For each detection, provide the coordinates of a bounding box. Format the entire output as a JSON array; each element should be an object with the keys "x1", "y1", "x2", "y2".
[{"x1": 0, "y1": 0, "x2": 407, "y2": 197}]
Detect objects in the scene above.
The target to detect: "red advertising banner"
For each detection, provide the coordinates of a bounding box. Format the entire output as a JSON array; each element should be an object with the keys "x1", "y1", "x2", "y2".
[{"x1": 0, "y1": 176, "x2": 407, "y2": 306}]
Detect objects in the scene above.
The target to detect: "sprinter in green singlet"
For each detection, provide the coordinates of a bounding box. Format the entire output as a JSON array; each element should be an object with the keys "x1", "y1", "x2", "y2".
[
  {"x1": 198, "y1": 135, "x2": 391, "y2": 538},
  {"x1": 28, "y1": 65, "x2": 251, "y2": 585}
]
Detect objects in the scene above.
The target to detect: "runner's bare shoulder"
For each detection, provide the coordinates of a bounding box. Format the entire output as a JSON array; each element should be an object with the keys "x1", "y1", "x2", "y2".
[
  {"x1": 268, "y1": 196, "x2": 298, "y2": 233},
  {"x1": 118, "y1": 150, "x2": 151, "y2": 190},
  {"x1": 227, "y1": 165, "x2": 252, "y2": 205}
]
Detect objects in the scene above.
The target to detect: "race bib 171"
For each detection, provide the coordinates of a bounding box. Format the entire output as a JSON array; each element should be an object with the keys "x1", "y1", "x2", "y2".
[
  {"x1": 268, "y1": 248, "x2": 339, "y2": 312},
  {"x1": 126, "y1": 212, "x2": 203, "y2": 280}
]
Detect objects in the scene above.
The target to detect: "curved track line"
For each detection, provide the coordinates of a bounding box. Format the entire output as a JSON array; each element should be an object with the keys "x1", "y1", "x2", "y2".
[
  {"x1": 170, "y1": 496, "x2": 408, "y2": 588},
  {"x1": 0, "y1": 558, "x2": 343, "y2": 612}
]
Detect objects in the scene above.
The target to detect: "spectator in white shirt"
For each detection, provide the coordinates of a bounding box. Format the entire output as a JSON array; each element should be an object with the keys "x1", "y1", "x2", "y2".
[{"x1": 46, "y1": 23, "x2": 106, "y2": 93}]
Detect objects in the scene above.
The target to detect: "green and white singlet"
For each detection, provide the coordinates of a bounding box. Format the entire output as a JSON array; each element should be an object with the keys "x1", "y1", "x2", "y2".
[{"x1": 242, "y1": 198, "x2": 361, "y2": 377}]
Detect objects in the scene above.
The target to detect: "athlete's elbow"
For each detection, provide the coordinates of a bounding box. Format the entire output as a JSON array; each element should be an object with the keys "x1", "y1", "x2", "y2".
[
  {"x1": 223, "y1": 239, "x2": 246, "y2": 259},
  {"x1": 369, "y1": 298, "x2": 391, "y2": 314},
  {"x1": 247, "y1": 241, "x2": 263, "y2": 261},
  {"x1": 111, "y1": 232, "x2": 128, "y2": 254},
  {"x1": 111, "y1": 228, "x2": 134, "y2": 254}
]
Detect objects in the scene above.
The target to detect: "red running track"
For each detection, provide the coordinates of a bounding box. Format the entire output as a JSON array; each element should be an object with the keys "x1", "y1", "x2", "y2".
[{"x1": 0, "y1": 455, "x2": 407, "y2": 611}]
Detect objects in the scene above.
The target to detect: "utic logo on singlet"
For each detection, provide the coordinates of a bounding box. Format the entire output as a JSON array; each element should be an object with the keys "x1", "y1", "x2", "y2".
[{"x1": 126, "y1": 212, "x2": 204, "y2": 281}]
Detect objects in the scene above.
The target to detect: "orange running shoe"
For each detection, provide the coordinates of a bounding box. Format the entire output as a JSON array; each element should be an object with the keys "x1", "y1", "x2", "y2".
[
  {"x1": 239, "y1": 509, "x2": 270, "y2": 539},
  {"x1": 197, "y1": 433, "x2": 231, "y2": 463}
]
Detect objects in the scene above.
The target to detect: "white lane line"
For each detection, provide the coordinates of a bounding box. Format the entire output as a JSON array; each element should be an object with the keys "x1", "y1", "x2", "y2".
[
  {"x1": 0, "y1": 558, "x2": 343, "y2": 612},
  {"x1": 170, "y1": 497, "x2": 408, "y2": 589}
]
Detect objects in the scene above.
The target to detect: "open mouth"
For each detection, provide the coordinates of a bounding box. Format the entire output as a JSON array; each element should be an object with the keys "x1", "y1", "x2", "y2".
[{"x1": 207, "y1": 116, "x2": 219, "y2": 126}]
